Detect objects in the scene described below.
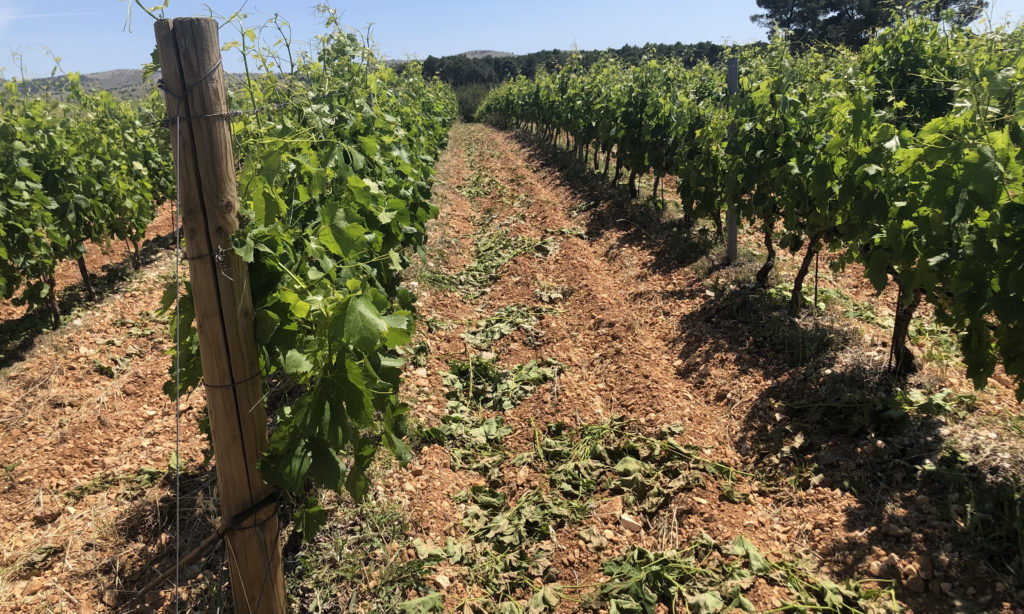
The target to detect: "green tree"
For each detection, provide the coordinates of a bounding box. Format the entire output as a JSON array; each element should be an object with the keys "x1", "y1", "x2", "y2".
[{"x1": 750, "y1": 0, "x2": 987, "y2": 47}]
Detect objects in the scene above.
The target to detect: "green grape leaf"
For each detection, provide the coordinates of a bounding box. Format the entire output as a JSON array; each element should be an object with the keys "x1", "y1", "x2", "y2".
[
  {"x1": 283, "y1": 349, "x2": 313, "y2": 375},
  {"x1": 344, "y1": 294, "x2": 388, "y2": 353}
]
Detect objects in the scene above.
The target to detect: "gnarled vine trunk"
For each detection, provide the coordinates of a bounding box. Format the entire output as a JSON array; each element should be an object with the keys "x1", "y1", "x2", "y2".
[
  {"x1": 45, "y1": 274, "x2": 60, "y2": 329},
  {"x1": 756, "y1": 217, "x2": 776, "y2": 289},
  {"x1": 788, "y1": 234, "x2": 821, "y2": 316},
  {"x1": 77, "y1": 256, "x2": 97, "y2": 302},
  {"x1": 130, "y1": 237, "x2": 143, "y2": 269},
  {"x1": 890, "y1": 286, "x2": 924, "y2": 376}
]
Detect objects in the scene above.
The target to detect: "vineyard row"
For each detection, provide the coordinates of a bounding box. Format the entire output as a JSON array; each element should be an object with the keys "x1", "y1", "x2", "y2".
[{"x1": 480, "y1": 17, "x2": 1024, "y2": 399}]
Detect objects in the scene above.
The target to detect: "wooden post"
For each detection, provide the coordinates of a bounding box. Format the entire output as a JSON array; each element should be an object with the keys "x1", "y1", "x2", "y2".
[
  {"x1": 726, "y1": 57, "x2": 739, "y2": 264},
  {"x1": 154, "y1": 18, "x2": 287, "y2": 614}
]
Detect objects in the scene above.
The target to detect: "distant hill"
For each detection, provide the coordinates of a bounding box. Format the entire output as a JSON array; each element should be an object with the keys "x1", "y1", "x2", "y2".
[
  {"x1": 81, "y1": 69, "x2": 160, "y2": 97},
  {"x1": 4, "y1": 68, "x2": 248, "y2": 100},
  {"x1": 1, "y1": 69, "x2": 158, "y2": 99}
]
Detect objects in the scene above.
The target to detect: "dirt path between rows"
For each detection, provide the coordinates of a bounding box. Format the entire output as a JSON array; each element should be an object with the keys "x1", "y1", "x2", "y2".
[{"x1": 373, "y1": 123, "x2": 1021, "y2": 613}]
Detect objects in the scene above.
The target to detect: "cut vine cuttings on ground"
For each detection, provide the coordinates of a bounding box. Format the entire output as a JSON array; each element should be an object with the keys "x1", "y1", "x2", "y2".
[
  {"x1": 461, "y1": 305, "x2": 556, "y2": 350},
  {"x1": 407, "y1": 408, "x2": 899, "y2": 614},
  {"x1": 529, "y1": 417, "x2": 746, "y2": 514},
  {"x1": 424, "y1": 230, "x2": 546, "y2": 300},
  {"x1": 589, "y1": 535, "x2": 900, "y2": 614},
  {"x1": 421, "y1": 357, "x2": 560, "y2": 478}
]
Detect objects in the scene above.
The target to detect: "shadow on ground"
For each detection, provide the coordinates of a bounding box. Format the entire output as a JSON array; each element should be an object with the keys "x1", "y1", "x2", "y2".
[
  {"x1": 95, "y1": 458, "x2": 307, "y2": 613},
  {"x1": 82, "y1": 466, "x2": 230, "y2": 613},
  {"x1": 674, "y1": 284, "x2": 1023, "y2": 610}
]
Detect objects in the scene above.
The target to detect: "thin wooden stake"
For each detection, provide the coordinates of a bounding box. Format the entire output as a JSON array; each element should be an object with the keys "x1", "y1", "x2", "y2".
[
  {"x1": 726, "y1": 58, "x2": 739, "y2": 264},
  {"x1": 154, "y1": 17, "x2": 286, "y2": 614}
]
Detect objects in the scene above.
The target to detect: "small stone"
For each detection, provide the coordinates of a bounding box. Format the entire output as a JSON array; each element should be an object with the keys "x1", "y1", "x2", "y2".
[
  {"x1": 906, "y1": 576, "x2": 925, "y2": 593},
  {"x1": 619, "y1": 514, "x2": 643, "y2": 533},
  {"x1": 692, "y1": 496, "x2": 709, "y2": 505},
  {"x1": 867, "y1": 560, "x2": 884, "y2": 576},
  {"x1": 940, "y1": 582, "x2": 953, "y2": 595},
  {"x1": 32, "y1": 509, "x2": 60, "y2": 525},
  {"x1": 434, "y1": 574, "x2": 451, "y2": 590},
  {"x1": 478, "y1": 351, "x2": 496, "y2": 361},
  {"x1": 102, "y1": 589, "x2": 118, "y2": 607},
  {"x1": 77, "y1": 601, "x2": 95, "y2": 614},
  {"x1": 516, "y1": 465, "x2": 529, "y2": 485},
  {"x1": 413, "y1": 367, "x2": 428, "y2": 378},
  {"x1": 23, "y1": 578, "x2": 44, "y2": 596},
  {"x1": 409, "y1": 466, "x2": 424, "y2": 477}
]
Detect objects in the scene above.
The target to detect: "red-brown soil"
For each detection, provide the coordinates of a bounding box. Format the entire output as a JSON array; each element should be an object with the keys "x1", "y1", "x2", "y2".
[{"x1": 0, "y1": 206, "x2": 211, "y2": 613}]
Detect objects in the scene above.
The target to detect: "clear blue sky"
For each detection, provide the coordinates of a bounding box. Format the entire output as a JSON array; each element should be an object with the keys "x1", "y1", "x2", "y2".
[{"x1": 1, "y1": 0, "x2": 1023, "y2": 78}]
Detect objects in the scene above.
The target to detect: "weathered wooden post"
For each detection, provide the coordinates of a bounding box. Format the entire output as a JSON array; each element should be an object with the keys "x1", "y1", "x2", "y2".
[
  {"x1": 726, "y1": 57, "x2": 739, "y2": 264},
  {"x1": 154, "y1": 17, "x2": 287, "y2": 614}
]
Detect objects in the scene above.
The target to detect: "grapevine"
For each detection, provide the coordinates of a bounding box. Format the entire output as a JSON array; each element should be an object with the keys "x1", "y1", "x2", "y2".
[
  {"x1": 162, "y1": 9, "x2": 457, "y2": 536},
  {"x1": 0, "y1": 76, "x2": 172, "y2": 326}
]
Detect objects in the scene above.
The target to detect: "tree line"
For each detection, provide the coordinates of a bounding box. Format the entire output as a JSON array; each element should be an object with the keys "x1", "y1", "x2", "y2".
[{"x1": 416, "y1": 42, "x2": 734, "y2": 88}]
